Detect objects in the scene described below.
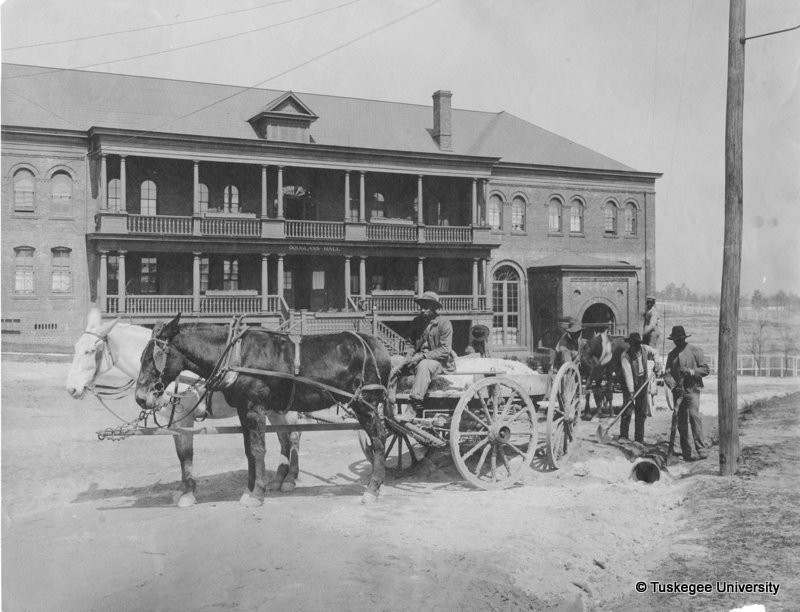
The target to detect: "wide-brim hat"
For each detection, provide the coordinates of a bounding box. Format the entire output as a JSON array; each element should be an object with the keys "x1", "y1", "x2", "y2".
[
  {"x1": 646, "y1": 295, "x2": 656, "y2": 302},
  {"x1": 667, "y1": 325, "x2": 691, "y2": 340},
  {"x1": 625, "y1": 332, "x2": 643, "y2": 344},
  {"x1": 470, "y1": 324, "x2": 490, "y2": 341},
  {"x1": 415, "y1": 291, "x2": 442, "y2": 309},
  {"x1": 560, "y1": 317, "x2": 582, "y2": 333}
]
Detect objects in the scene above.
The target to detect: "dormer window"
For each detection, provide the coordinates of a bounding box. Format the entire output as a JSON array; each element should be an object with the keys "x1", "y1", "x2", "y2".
[{"x1": 248, "y1": 92, "x2": 318, "y2": 143}]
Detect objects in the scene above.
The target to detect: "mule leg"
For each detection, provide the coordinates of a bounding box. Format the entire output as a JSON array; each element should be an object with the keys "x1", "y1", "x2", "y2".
[
  {"x1": 238, "y1": 402, "x2": 268, "y2": 507},
  {"x1": 172, "y1": 427, "x2": 197, "y2": 507},
  {"x1": 352, "y1": 399, "x2": 387, "y2": 503},
  {"x1": 266, "y1": 411, "x2": 301, "y2": 492}
]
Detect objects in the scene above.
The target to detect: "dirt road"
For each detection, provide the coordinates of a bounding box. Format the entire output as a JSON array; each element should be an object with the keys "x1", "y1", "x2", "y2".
[{"x1": 2, "y1": 357, "x2": 797, "y2": 611}]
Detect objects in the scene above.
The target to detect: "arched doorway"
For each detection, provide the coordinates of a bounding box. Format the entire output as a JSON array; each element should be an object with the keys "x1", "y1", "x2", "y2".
[{"x1": 581, "y1": 302, "x2": 616, "y2": 335}]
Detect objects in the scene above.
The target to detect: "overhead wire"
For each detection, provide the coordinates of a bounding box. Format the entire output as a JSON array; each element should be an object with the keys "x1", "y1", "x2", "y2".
[
  {"x1": 112, "y1": 0, "x2": 441, "y2": 146},
  {"x1": 3, "y1": 0, "x2": 294, "y2": 51},
  {"x1": 3, "y1": 0, "x2": 363, "y2": 81}
]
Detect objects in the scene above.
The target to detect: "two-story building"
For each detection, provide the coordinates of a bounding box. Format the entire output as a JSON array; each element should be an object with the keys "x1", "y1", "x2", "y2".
[{"x1": 2, "y1": 64, "x2": 660, "y2": 356}]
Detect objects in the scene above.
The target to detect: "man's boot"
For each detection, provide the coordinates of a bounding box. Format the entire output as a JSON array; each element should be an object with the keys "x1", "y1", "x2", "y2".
[{"x1": 396, "y1": 398, "x2": 423, "y2": 422}]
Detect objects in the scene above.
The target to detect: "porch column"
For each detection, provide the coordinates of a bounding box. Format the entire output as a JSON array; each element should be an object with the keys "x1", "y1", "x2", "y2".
[
  {"x1": 98, "y1": 251, "x2": 108, "y2": 313},
  {"x1": 117, "y1": 251, "x2": 126, "y2": 313},
  {"x1": 261, "y1": 253, "x2": 270, "y2": 311},
  {"x1": 344, "y1": 171, "x2": 351, "y2": 220},
  {"x1": 417, "y1": 175, "x2": 424, "y2": 224},
  {"x1": 192, "y1": 252, "x2": 201, "y2": 313},
  {"x1": 359, "y1": 171, "x2": 366, "y2": 222},
  {"x1": 471, "y1": 178, "x2": 478, "y2": 225},
  {"x1": 100, "y1": 154, "x2": 108, "y2": 210},
  {"x1": 359, "y1": 256, "x2": 367, "y2": 301},
  {"x1": 193, "y1": 160, "x2": 200, "y2": 215},
  {"x1": 482, "y1": 179, "x2": 489, "y2": 224},
  {"x1": 277, "y1": 166, "x2": 284, "y2": 218},
  {"x1": 483, "y1": 258, "x2": 491, "y2": 310},
  {"x1": 119, "y1": 156, "x2": 127, "y2": 212},
  {"x1": 344, "y1": 256, "x2": 352, "y2": 306},
  {"x1": 277, "y1": 254, "x2": 285, "y2": 299},
  {"x1": 261, "y1": 165, "x2": 268, "y2": 218},
  {"x1": 417, "y1": 257, "x2": 425, "y2": 295},
  {"x1": 472, "y1": 258, "x2": 480, "y2": 309}
]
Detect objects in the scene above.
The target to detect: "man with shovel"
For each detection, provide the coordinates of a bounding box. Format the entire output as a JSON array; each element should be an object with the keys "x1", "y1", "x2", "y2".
[{"x1": 619, "y1": 332, "x2": 661, "y2": 442}]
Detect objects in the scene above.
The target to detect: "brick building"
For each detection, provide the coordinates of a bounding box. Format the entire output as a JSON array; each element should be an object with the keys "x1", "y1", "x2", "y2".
[{"x1": 1, "y1": 64, "x2": 659, "y2": 356}]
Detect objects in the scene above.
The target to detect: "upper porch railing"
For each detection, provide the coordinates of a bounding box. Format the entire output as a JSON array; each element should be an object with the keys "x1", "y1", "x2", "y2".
[{"x1": 100, "y1": 213, "x2": 500, "y2": 246}]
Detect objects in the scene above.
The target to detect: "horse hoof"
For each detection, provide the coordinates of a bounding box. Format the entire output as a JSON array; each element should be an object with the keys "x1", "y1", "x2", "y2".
[
  {"x1": 361, "y1": 490, "x2": 379, "y2": 504},
  {"x1": 267, "y1": 480, "x2": 282, "y2": 492},
  {"x1": 239, "y1": 492, "x2": 263, "y2": 507},
  {"x1": 177, "y1": 492, "x2": 197, "y2": 508},
  {"x1": 280, "y1": 481, "x2": 296, "y2": 493}
]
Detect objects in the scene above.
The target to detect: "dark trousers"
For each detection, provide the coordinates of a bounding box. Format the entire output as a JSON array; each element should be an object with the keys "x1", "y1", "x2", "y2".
[
  {"x1": 677, "y1": 389, "x2": 706, "y2": 459},
  {"x1": 620, "y1": 386, "x2": 648, "y2": 442}
]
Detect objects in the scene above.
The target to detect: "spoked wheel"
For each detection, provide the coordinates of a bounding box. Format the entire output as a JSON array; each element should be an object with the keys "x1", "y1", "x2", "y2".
[
  {"x1": 450, "y1": 376, "x2": 539, "y2": 490},
  {"x1": 358, "y1": 426, "x2": 428, "y2": 473},
  {"x1": 546, "y1": 361, "x2": 583, "y2": 469}
]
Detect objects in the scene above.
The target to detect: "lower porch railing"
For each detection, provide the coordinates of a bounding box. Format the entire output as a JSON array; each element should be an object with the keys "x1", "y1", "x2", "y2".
[{"x1": 362, "y1": 294, "x2": 486, "y2": 313}]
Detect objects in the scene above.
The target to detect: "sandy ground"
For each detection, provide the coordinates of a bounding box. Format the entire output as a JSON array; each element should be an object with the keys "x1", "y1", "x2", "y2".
[{"x1": 2, "y1": 356, "x2": 799, "y2": 611}]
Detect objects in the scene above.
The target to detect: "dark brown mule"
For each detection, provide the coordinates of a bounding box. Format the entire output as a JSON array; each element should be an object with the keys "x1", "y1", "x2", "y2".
[
  {"x1": 135, "y1": 314, "x2": 392, "y2": 505},
  {"x1": 578, "y1": 331, "x2": 627, "y2": 418}
]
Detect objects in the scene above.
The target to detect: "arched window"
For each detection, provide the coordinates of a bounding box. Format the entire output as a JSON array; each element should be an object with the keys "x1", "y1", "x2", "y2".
[
  {"x1": 569, "y1": 199, "x2": 584, "y2": 233},
  {"x1": 511, "y1": 196, "x2": 526, "y2": 231},
  {"x1": 604, "y1": 202, "x2": 618, "y2": 234},
  {"x1": 624, "y1": 202, "x2": 638, "y2": 235},
  {"x1": 51, "y1": 172, "x2": 73, "y2": 215},
  {"x1": 492, "y1": 266, "x2": 520, "y2": 346},
  {"x1": 487, "y1": 194, "x2": 502, "y2": 230},
  {"x1": 548, "y1": 197, "x2": 563, "y2": 233},
  {"x1": 224, "y1": 185, "x2": 239, "y2": 213},
  {"x1": 108, "y1": 179, "x2": 121, "y2": 211},
  {"x1": 51, "y1": 247, "x2": 72, "y2": 293},
  {"x1": 198, "y1": 183, "x2": 209, "y2": 213},
  {"x1": 140, "y1": 180, "x2": 157, "y2": 215},
  {"x1": 13, "y1": 247, "x2": 35, "y2": 294},
  {"x1": 13, "y1": 169, "x2": 35, "y2": 212}
]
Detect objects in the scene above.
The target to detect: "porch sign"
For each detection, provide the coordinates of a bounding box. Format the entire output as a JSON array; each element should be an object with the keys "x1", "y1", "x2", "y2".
[{"x1": 287, "y1": 245, "x2": 342, "y2": 253}]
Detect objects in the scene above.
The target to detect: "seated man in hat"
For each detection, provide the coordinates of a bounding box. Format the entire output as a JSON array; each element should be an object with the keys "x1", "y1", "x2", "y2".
[
  {"x1": 663, "y1": 325, "x2": 710, "y2": 461},
  {"x1": 619, "y1": 332, "x2": 661, "y2": 442},
  {"x1": 397, "y1": 291, "x2": 456, "y2": 421},
  {"x1": 553, "y1": 317, "x2": 584, "y2": 370}
]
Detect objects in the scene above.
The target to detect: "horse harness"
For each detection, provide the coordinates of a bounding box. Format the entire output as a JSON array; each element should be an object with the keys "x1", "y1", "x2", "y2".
[{"x1": 148, "y1": 319, "x2": 388, "y2": 416}]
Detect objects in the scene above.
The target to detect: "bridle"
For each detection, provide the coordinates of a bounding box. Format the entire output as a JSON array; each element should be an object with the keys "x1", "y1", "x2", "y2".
[
  {"x1": 147, "y1": 323, "x2": 173, "y2": 397},
  {"x1": 82, "y1": 329, "x2": 116, "y2": 388}
]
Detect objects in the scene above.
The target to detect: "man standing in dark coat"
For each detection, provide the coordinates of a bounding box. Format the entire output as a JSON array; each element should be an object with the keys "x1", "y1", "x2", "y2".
[{"x1": 664, "y1": 325, "x2": 710, "y2": 461}]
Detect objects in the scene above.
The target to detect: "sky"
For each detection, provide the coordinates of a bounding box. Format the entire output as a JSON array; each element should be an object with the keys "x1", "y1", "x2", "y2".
[{"x1": 1, "y1": 0, "x2": 799, "y2": 296}]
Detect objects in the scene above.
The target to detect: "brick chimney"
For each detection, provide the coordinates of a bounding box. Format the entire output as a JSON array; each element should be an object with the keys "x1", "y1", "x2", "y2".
[{"x1": 432, "y1": 90, "x2": 452, "y2": 151}]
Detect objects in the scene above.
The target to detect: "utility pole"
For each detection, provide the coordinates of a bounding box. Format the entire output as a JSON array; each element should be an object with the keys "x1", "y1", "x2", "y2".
[{"x1": 718, "y1": 0, "x2": 745, "y2": 476}]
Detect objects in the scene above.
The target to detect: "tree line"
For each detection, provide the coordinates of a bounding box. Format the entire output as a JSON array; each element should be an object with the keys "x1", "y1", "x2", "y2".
[{"x1": 656, "y1": 284, "x2": 800, "y2": 310}]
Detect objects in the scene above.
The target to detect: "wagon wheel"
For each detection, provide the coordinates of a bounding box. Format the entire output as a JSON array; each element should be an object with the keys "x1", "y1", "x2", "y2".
[
  {"x1": 546, "y1": 361, "x2": 583, "y2": 469},
  {"x1": 450, "y1": 376, "x2": 539, "y2": 490},
  {"x1": 358, "y1": 425, "x2": 427, "y2": 473}
]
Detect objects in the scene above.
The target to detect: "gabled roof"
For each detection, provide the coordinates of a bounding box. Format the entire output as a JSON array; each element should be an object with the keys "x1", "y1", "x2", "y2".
[
  {"x1": 249, "y1": 91, "x2": 319, "y2": 121},
  {"x1": 1, "y1": 63, "x2": 638, "y2": 172},
  {"x1": 529, "y1": 252, "x2": 638, "y2": 269}
]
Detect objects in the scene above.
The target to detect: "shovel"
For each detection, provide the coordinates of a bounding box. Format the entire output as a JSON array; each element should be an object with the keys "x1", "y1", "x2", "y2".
[{"x1": 596, "y1": 373, "x2": 655, "y2": 444}]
